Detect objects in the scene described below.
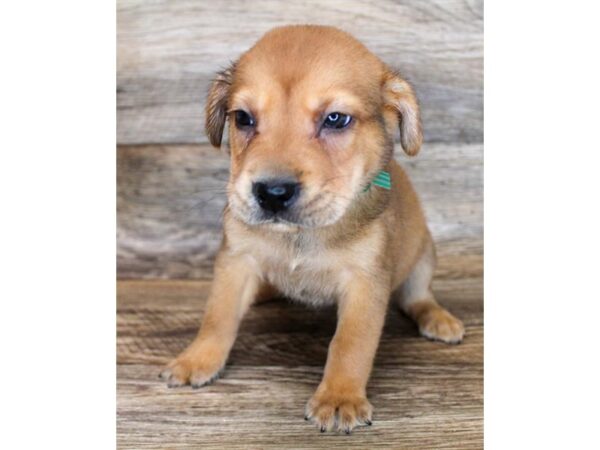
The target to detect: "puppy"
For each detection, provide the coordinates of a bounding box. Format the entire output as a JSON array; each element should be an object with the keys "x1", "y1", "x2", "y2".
[{"x1": 160, "y1": 25, "x2": 464, "y2": 434}]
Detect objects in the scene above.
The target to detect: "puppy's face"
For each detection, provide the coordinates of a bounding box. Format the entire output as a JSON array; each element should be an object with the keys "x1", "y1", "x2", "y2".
[{"x1": 205, "y1": 26, "x2": 422, "y2": 230}]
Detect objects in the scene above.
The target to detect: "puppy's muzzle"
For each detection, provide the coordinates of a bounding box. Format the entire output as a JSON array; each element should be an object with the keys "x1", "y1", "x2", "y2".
[{"x1": 252, "y1": 178, "x2": 301, "y2": 214}]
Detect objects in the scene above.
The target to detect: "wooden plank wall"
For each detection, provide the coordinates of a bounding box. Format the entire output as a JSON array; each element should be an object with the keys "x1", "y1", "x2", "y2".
[
  {"x1": 118, "y1": 0, "x2": 483, "y2": 145},
  {"x1": 117, "y1": 143, "x2": 483, "y2": 279},
  {"x1": 117, "y1": 0, "x2": 483, "y2": 279}
]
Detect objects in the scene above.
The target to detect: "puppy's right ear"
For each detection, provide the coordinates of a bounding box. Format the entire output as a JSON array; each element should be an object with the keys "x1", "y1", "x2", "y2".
[{"x1": 205, "y1": 63, "x2": 236, "y2": 148}]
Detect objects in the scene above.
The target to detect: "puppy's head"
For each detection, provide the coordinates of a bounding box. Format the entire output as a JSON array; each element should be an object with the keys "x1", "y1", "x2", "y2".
[{"x1": 205, "y1": 25, "x2": 422, "y2": 230}]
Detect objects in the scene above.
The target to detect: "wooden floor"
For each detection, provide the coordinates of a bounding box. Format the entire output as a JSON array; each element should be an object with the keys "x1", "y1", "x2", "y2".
[{"x1": 117, "y1": 269, "x2": 483, "y2": 449}]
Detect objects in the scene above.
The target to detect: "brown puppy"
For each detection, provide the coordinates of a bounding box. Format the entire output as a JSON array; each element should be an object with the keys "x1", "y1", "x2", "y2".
[{"x1": 160, "y1": 25, "x2": 464, "y2": 434}]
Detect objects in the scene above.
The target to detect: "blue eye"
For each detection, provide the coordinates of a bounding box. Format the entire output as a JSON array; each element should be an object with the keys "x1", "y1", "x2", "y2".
[
  {"x1": 234, "y1": 110, "x2": 255, "y2": 128},
  {"x1": 323, "y1": 112, "x2": 352, "y2": 129}
]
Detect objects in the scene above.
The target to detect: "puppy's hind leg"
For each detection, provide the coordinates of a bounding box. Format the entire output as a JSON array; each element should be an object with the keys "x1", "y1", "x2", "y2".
[{"x1": 397, "y1": 237, "x2": 465, "y2": 344}]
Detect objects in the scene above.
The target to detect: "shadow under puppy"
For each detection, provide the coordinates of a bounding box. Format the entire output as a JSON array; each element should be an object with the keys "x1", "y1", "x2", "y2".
[{"x1": 160, "y1": 25, "x2": 464, "y2": 434}]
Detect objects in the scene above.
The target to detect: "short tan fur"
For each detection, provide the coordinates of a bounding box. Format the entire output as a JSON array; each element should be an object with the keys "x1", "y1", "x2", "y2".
[{"x1": 160, "y1": 25, "x2": 464, "y2": 434}]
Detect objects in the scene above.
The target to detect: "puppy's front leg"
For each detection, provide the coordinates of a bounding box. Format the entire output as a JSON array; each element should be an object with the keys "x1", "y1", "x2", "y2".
[
  {"x1": 160, "y1": 251, "x2": 259, "y2": 388},
  {"x1": 306, "y1": 275, "x2": 389, "y2": 433}
]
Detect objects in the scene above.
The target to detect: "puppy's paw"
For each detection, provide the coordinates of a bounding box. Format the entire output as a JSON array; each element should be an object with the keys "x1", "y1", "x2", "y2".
[
  {"x1": 305, "y1": 386, "x2": 373, "y2": 434},
  {"x1": 159, "y1": 344, "x2": 225, "y2": 389},
  {"x1": 417, "y1": 305, "x2": 465, "y2": 344}
]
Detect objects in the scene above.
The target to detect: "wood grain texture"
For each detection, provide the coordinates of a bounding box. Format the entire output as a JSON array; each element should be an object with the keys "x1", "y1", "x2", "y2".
[
  {"x1": 117, "y1": 276, "x2": 482, "y2": 449},
  {"x1": 117, "y1": 3, "x2": 483, "y2": 444},
  {"x1": 117, "y1": 0, "x2": 483, "y2": 145},
  {"x1": 117, "y1": 142, "x2": 482, "y2": 279}
]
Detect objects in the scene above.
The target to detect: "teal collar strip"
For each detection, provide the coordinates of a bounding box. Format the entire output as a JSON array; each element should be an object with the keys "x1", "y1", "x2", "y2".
[{"x1": 364, "y1": 170, "x2": 391, "y2": 191}]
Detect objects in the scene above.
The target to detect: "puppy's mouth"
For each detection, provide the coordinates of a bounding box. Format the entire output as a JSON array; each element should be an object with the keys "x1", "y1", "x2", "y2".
[
  {"x1": 228, "y1": 188, "x2": 351, "y2": 230},
  {"x1": 253, "y1": 211, "x2": 304, "y2": 228}
]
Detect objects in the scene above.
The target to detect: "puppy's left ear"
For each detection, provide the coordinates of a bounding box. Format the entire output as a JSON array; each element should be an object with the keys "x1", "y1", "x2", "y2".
[
  {"x1": 382, "y1": 71, "x2": 423, "y2": 156},
  {"x1": 205, "y1": 62, "x2": 236, "y2": 148}
]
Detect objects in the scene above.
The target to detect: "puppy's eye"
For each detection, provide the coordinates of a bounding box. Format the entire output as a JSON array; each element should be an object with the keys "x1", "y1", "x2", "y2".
[
  {"x1": 234, "y1": 110, "x2": 255, "y2": 128},
  {"x1": 323, "y1": 112, "x2": 352, "y2": 130}
]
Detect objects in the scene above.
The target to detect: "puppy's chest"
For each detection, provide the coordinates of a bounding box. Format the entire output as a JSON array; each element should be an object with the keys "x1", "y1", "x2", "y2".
[{"x1": 251, "y1": 237, "x2": 344, "y2": 305}]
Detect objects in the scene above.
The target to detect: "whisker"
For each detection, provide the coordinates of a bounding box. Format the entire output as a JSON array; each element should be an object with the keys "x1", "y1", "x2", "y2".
[{"x1": 179, "y1": 193, "x2": 227, "y2": 213}]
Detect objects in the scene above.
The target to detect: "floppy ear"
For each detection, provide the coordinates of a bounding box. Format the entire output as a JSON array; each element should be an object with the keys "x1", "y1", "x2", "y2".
[
  {"x1": 382, "y1": 71, "x2": 423, "y2": 156},
  {"x1": 205, "y1": 62, "x2": 236, "y2": 148}
]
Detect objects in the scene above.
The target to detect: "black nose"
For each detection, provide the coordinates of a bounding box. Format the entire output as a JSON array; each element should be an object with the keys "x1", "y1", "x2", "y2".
[{"x1": 252, "y1": 179, "x2": 301, "y2": 213}]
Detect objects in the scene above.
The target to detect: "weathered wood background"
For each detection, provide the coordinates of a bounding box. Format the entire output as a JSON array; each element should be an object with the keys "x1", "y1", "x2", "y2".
[
  {"x1": 118, "y1": 0, "x2": 483, "y2": 145},
  {"x1": 117, "y1": 0, "x2": 483, "y2": 279},
  {"x1": 118, "y1": 143, "x2": 482, "y2": 279},
  {"x1": 117, "y1": 2, "x2": 483, "y2": 448}
]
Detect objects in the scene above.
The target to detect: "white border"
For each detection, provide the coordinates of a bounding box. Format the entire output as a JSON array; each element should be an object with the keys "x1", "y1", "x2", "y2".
[
  {"x1": 1, "y1": 1, "x2": 115, "y2": 448},
  {"x1": 486, "y1": 1, "x2": 600, "y2": 448},
  {"x1": 2, "y1": 1, "x2": 600, "y2": 448}
]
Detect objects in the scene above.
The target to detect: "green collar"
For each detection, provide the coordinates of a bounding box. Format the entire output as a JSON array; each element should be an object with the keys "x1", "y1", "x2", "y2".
[{"x1": 364, "y1": 170, "x2": 391, "y2": 192}]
